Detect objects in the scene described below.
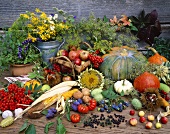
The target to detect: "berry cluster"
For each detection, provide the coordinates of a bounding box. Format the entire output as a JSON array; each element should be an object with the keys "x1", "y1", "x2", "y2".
[
  {"x1": 98, "y1": 100, "x2": 129, "y2": 113},
  {"x1": 160, "y1": 90, "x2": 170, "y2": 101},
  {"x1": 52, "y1": 63, "x2": 61, "y2": 72},
  {"x1": 88, "y1": 54, "x2": 103, "y2": 68},
  {"x1": 46, "y1": 107, "x2": 57, "y2": 119},
  {"x1": 0, "y1": 84, "x2": 33, "y2": 111}
]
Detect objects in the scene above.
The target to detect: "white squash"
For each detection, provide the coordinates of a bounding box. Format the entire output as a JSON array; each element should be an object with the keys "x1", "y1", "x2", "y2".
[{"x1": 114, "y1": 79, "x2": 134, "y2": 95}]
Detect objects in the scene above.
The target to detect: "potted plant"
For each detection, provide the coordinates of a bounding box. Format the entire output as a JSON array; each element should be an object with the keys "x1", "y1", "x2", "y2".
[
  {"x1": 10, "y1": 8, "x2": 76, "y2": 63},
  {"x1": 0, "y1": 30, "x2": 42, "y2": 76}
]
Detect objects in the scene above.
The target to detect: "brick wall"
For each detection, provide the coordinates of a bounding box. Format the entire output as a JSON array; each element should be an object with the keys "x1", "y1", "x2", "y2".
[{"x1": 0, "y1": 0, "x2": 170, "y2": 28}]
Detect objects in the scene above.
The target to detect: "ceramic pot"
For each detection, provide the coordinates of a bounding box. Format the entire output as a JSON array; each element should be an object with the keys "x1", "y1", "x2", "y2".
[{"x1": 10, "y1": 64, "x2": 34, "y2": 76}]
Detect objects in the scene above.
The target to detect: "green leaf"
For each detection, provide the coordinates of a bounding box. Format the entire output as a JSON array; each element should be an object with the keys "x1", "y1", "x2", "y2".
[
  {"x1": 56, "y1": 117, "x2": 66, "y2": 134},
  {"x1": 28, "y1": 73, "x2": 37, "y2": 79},
  {"x1": 130, "y1": 25, "x2": 138, "y2": 31},
  {"x1": 102, "y1": 85, "x2": 119, "y2": 101},
  {"x1": 65, "y1": 99, "x2": 71, "y2": 121},
  {"x1": 44, "y1": 122, "x2": 54, "y2": 134},
  {"x1": 19, "y1": 120, "x2": 28, "y2": 133},
  {"x1": 120, "y1": 90, "x2": 124, "y2": 96},
  {"x1": 25, "y1": 124, "x2": 36, "y2": 134},
  {"x1": 41, "y1": 109, "x2": 48, "y2": 115}
]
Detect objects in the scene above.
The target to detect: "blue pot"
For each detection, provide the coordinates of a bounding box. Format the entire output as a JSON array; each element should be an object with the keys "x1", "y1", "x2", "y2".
[{"x1": 36, "y1": 40, "x2": 65, "y2": 64}]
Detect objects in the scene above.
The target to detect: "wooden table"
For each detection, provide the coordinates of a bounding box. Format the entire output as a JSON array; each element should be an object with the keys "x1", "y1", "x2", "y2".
[{"x1": 0, "y1": 72, "x2": 170, "y2": 134}]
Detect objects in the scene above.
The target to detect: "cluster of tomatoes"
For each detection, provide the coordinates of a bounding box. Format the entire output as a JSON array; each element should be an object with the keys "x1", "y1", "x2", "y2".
[
  {"x1": 70, "y1": 99, "x2": 97, "y2": 123},
  {"x1": 0, "y1": 84, "x2": 33, "y2": 111}
]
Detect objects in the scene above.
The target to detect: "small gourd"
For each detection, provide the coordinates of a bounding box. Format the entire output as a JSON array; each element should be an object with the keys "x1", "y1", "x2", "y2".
[
  {"x1": 2, "y1": 110, "x2": 13, "y2": 119},
  {"x1": 0, "y1": 116, "x2": 14, "y2": 128},
  {"x1": 114, "y1": 79, "x2": 134, "y2": 95},
  {"x1": 14, "y1": 108, "x2": 23, "y2": 118},
  {"x1": 131, "y1": 98, "x2": 142, "y2": 110},
  {"x1": 147, "y1": 47, "x2": 167, "y2": 65}
]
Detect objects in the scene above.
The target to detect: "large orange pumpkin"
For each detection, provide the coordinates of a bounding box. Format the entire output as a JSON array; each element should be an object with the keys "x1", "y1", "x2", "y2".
[{"x1": 133, "y1": 72, "x2": 160, "y2": 93}]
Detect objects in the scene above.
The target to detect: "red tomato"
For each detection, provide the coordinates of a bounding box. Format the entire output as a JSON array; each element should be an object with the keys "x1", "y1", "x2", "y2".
[
  {"x1": 77, "y1": 104, "x2": 89, "y2": 114},
  {"x1": 88, "y1": 99, "x2": 97, "y2": 111},
  {"x1": 70, "y1": 113, "x2": 81, "y2": 123}
]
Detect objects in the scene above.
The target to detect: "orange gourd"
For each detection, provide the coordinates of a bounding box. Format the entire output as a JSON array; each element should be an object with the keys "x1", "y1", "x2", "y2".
[
  {"x1": 133, "y1": 72, "x2": 160, "y2": 93},
  {"x1": 147, "y1": 47, "x2": 167, "y2": 65}
]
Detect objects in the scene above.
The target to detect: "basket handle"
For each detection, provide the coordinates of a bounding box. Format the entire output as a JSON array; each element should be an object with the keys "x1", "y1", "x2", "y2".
[{"x1": 50, "y1": 56, "x2": 75, "y2": 79}]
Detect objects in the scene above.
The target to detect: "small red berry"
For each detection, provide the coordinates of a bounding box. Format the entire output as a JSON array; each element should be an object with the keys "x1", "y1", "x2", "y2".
[{"x1": 129, "y1": 110, "x2": 135, "y2": 115}]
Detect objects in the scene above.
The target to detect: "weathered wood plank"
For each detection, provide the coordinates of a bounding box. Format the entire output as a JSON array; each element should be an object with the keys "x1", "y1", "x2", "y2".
[{"x1": 0, "y1": 0, "x2": 170, "y2": 28}]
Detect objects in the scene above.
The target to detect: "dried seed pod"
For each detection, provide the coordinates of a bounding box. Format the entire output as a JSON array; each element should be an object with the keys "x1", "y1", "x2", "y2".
[{"x1": 0, "y1": 116, "x2": 14, "y2": 128}]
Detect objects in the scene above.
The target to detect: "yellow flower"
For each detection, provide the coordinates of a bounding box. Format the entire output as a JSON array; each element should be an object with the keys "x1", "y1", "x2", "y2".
[
  {"x1": 40, "y1": 12, "x2": 47, "y2": 19},
  {"x1": 31, "y1": 17, "x2": 39, "y2": 25},
  {"x1": 27, "y1": 24, "x2": 33, "y2": 28},
  {"x1": 35, "y1": 8, "x2": 41, "y2": 13},
  {"x1": 27, "y1": 33, "x2": 37, "y2": 42},
  {"x1": 78, "y1": 68, "x2": 104, "y2": 90},
  {"x1": 20, "y1": 14, "x2": 30, "y2": 19}
]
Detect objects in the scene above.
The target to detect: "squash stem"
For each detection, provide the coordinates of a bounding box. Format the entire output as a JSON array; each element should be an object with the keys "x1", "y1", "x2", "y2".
[
  {"x1": 147, "y1": 47, "x2": 158, "y2": 54},
  {"x1": 123, "y1": 79, "x2": 125, "y2": 86}
]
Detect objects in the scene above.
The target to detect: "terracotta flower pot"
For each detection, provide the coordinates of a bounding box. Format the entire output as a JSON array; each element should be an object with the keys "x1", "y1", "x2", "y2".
[{"x1": 10, "y1": 64, "x2": 34, "y2": 76}]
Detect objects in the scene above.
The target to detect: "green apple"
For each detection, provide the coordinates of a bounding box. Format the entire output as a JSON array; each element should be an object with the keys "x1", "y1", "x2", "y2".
[{"x1": 41, "y1": 84, "x2": 51, "y2": 91}]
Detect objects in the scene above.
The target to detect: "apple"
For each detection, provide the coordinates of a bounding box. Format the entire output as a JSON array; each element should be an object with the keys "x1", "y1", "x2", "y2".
[
  {"x1": 129, "y1": 110, "x2": 135, "y2": 116},
  {"x1": 155, "y1": 122, "x2": 162, "y2": 129},
  {"x1": 138, "y1": 111, "x2": 145, "y2": 117},
  {"x1": 160, "y1": 116, "x2": 168, "y2": 124},
  {"x1": 79, "y1": 50, "x2": 89, "y2": 61},
  {"x1": 57, "y1": 49, "x2": 69, "y2": 57},
  {"x1": 62, "y1": 75, "x2": 72, "y2": 81},
  {"x1": 73, "y1": 58, "x2": 82, "y2": 66},
  {"x1": 145, "y1": 122, "x2": 152, "y2": 129},
  {"x1": 147, "y1": 114, "x2": 155, "y2": 121},
  {"x1": 139, "y1": 116, "x2": 146, "y2": 123},
  {"x1": 68, "y1": 51, "x2": 79, "y2": 61},
  {"x1": 76, "y1": 49, "x2": 83, "y2": 57},
  {"x1": 129, "y1": 118, "x2": 137, "y2": 126},
  {"x1": 41, "y1": 84, "x2": 51, "y2": 91}
]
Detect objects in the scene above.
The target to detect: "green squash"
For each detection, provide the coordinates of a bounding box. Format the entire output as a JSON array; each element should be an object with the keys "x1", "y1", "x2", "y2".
[{"x1": 99, "y1": 46, "x2": 147, "y2": 81}]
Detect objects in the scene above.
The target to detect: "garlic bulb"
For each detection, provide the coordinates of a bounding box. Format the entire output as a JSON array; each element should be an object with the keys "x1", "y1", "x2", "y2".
[
  {"x1": 14, "y1": 108, "x2": 23, "y2": 118},
  {"x1": 2, "y1": 110, "x2": 13, "y2": 119}
]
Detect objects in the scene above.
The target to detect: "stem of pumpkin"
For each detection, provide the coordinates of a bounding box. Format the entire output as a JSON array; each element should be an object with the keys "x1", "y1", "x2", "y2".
[
  {"x1": 146, "y1": 47, "x2": 158, "y2": 54},
  {"x1": 123, "y1": 79, "x2": 125, "y2": 86}
]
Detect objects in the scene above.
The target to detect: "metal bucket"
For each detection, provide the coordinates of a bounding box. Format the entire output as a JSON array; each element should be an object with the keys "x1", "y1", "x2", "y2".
[{"x1": 36, "y1": 40, "x2": 65, "y2": 64}]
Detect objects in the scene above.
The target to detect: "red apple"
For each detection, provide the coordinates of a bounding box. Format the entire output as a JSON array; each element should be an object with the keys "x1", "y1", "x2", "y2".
[
  {"x1": 160, "y1": 116, "x2": 168, "y2": 124},
  {"x1": 79, "y1": 50, "x2": 89, "y2": 61},
  {"x1": 76, "y1": 49, "x2": 83, "y2": 57},
  {"x1": 57, "y1": 49, "x2": 69, "y2": 57},
  {"x1": 147, "y1": 114, "x2": 155, "y2": 121},
  {"x1": 139, "y1": 116, "x2": 146, "y2": 123},
  {"x1": 145, "y1": 122, "x2": 152, "y2": 129},
  {"x1": 129, "y1": 110, "x2": 135, "y2": 116},
  {"x1": 68, "y1": 51, "x2": 79, "y2": 61},
  {"x1": 129, "y1": 118, "x2": 137, "y2": 126},
  {"x1": 62, "y1": 75, "x2": 72, "y2": 81},
  {"x1": 74, "y1": 58, "x2": 82, "y2": 66}
]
